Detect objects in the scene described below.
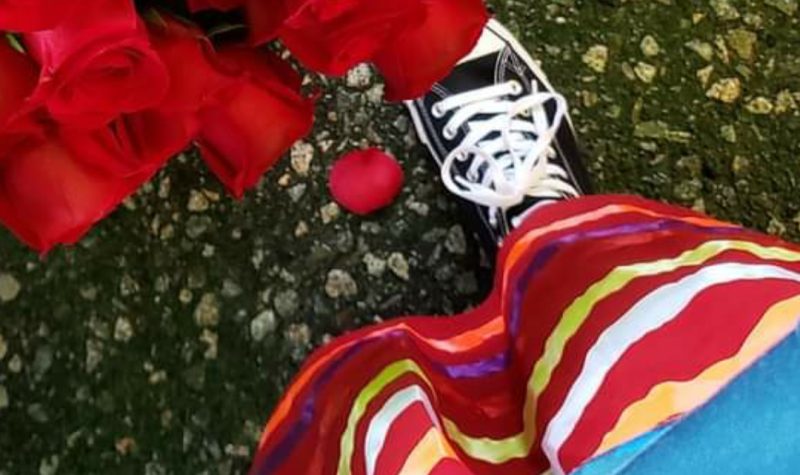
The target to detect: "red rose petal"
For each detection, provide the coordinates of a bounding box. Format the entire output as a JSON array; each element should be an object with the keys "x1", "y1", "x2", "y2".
[{"x1": 329, "y1": 148, "x2": 404, "y2": 215}]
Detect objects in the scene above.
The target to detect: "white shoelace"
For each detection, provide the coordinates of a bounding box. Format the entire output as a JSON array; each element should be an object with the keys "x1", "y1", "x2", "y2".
[{"x1": 433, "y1": 80, "x2": 579, "y2": 230}]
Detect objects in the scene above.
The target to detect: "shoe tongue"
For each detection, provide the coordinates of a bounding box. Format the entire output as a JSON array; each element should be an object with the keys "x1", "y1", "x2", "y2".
[{"x1": 438, "y1": 52, "x2": 502, "y2": 96}]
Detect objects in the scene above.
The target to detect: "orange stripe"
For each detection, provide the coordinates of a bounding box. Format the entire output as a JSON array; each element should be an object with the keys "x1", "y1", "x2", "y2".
[
  {"x1": 596, "y1": 294, "x2": 800, "y2": 455},
  {"x1": 396, "y1": 427, "x2": 457, "y2": 475},
  {"x1": 261, "y1": 204, "x2": 730, "y2": 448}
]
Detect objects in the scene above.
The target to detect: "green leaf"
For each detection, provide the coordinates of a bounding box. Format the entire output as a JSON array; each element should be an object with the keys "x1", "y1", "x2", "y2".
[{"x1": 5, "y1": 33, "x2": 25, "y2": 54}]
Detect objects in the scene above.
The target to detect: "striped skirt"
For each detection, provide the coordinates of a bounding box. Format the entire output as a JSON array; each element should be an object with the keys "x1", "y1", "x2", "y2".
[{"x1": 250, "y1": 195, "x2": 800, "y2": 475}]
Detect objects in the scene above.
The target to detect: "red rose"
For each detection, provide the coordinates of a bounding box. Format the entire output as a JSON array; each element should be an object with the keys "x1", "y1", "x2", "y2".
[
  {"x1": 373, "y1": 0, "x2": 489, "y2": 99},
  {"x1": 23, "y1": 0, "x2": 170, "y2": 128},
  {"x1": 238, "y1": 0, "x2": 489, "y2": 100},
  {"x1": 0, "y1": 39, "x2": 39, "y2": 147},
  {"x1": 196, "y1": 46, "x2": 315, "y2": 197},
  {"x1": 0, "y1": 108, "x2": 188, "y2": 253},
  {"x1": 148, "y1": 14, "x2": 314, "y2": 198},
  {"x1": 0, "y1": 39, "x2": 185, "y2": 253},
  {"x1": 0, "y1": 1, "x2": 79, "y2": 32},
  {"x1": 0, "y1": 128, "x2": 171, "y2": 253},
  {"x1": 182, "y1": 0, "x2": 488, "y2": 99}
]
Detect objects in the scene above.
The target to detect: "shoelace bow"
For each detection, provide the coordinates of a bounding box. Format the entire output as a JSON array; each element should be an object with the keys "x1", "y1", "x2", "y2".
[{"x1": 433, "y1": 80, "x2": 579, "y2": 230}]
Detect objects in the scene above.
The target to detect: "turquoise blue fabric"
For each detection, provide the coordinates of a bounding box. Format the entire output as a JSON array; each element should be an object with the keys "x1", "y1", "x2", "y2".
[{"x1": 575, "y1": 326, "x2": 800, "y2": 475}]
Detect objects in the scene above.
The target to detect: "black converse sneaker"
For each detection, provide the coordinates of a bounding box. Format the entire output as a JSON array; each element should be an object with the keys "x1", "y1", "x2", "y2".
[{"x1": 405, "y1": 18, "x2": 591, "y2": 258}]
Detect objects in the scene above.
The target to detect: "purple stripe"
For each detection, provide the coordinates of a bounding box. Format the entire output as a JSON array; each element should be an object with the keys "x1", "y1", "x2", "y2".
[
  {"x1": 508, "y1": 220, "x2": 744, "y2": 335},
  {"x1": 252, "y1": 218, "x2": 745, "y2": 474}
]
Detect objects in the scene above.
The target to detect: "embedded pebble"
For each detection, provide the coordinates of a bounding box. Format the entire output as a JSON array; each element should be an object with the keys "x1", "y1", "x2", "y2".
[
  {"x1": 39, "y1": 455, "x2": 59, "y2": 475},
  {"x1": 288, "y1": 184, "x2": 307, "y2": 203},
  {"x1": 445, "y1": 225, "x2": 468, "y2": 255},
  {"x1": 274, "y1": 290, "x2": 299, "y2": 317},
  {"x1": 187, "y1": 190, "x2": 210, "y2": 212},
  {"x1": 775, "y1": 90, "x2": 798, "y2": 113},
  {"x1": 86, "y1": 339, "x2": 104, "y2": 373},
  {"x1": 8, "y1": 353, "x2": 22, "y2": 373},
  {"x1": 0, "y1": 385, "x2": 7, "y2": 410},
  {"x1": 745, "y1": 97, "x2": 774, "y2": 114},
  {"x1": 194, "y1": 293, "x2": 220, "y2": 327},
  {"x1": 387, "y1": 253, "x2": 410, "y2": 281},
  {"x1": 696, "y1": 65, "x2": 714, "y2": 87},
  {"x1": 721, "y1": 125, "x2": 738, "y2": 143},
  {"x1": 325, "y1": 270, "x2": 358, "y2": 298},
  {"x1": 294, "y1": 221, "x2": 310, "y2": 237},
  {"x1": 732, "y1": 155, "x2": 751, "y2": 176},
  {"x1": 634, "y1": 62, "x2": 658, "y2": 83},
  {"x1": 0, "y1": 273, "x2": 21, "y2": 302},
  {"x1": 186, "y1": 216, "x2": 212, "y2": 239},
  {"x1": 363, "y1": 253, "x2": 387, "y2": 277},
  {"x1": 685, "y1": 40, "x2": 715, "y2": 61},
  {"x1": 199, "y1": 329, "x2": 218, "y2": 360},
  {"x1": 250, "y1": 310, "x2": 277, "y2": 342},
  {"x1": 346, "y1": 64, "x2": 373, "y2": 88},
  {"x1": 765, "y1": 0, "x2": 798, "y2": 15},
  {"x1": 710, "y1": 0, "x2": 740, "y2": 20},
  {"x1": 114, "y1": 317, "x2": 134, "y2": 343},
  {"x1": 320, "y1": 202, "x2": 341, "y2": 224},
  {"x1": 33, "y1": 345, "x2": 53, "y2": 376},
  {"x1": 582, "y1": 45, "x2": 609, "y2": 73},
  {"x1": 290, "y1": 141, "x2": 314, "y2": 176},
  {"x1": 640, "y1": 35, "x2": 661, "y2": 57},
  {"x1": 726, "y1": 29, "x2": 757, "y2": 61},
  {"x1": 221, "y1": 279, "x2": 243, "y2": 298},
  {"x1": 706, "y1": 78, "x2": 742, "y2": 103},
  {"x1": 284, "y1": 323, "x2": 312, "y2": 360}
]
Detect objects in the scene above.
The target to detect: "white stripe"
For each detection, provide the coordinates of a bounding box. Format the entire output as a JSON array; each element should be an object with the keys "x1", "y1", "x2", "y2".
[
  {"x1": 364, "y1": 385, "x2": 439, "y2": 475},
  {"x1": 542, "y1": 263, "x2": 800, "y2": 475}
]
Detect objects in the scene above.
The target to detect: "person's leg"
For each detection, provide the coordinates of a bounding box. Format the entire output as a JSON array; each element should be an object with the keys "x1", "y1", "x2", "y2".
[
  {"x1": 251, "y1": 192, "x2": 800, "y2": 475},
  {"x1": 250, "y1": 20, "x2": 800, "y2": 475}
]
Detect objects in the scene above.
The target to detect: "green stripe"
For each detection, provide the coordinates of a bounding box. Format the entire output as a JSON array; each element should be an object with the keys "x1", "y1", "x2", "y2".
[{"x1": 337, "y1": 240, "x2": 800, "y2": 471}]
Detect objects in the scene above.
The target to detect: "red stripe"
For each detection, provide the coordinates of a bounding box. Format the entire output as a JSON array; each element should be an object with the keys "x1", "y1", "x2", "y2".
[{"x1": 558, "y1": 279, "x2": 800, "y2": 471}]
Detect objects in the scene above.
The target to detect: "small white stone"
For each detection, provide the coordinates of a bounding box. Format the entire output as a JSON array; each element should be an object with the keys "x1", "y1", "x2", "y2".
[
  {"x1": 194, "y1": 293, "x2": 220, "y2": 327},
  {"x1": 363, "y1": 253, "x2": 387, "y2": 277},
  {"x1": 199, "y1": 329, "x2": 218, "y2": 360},
  {"x1": 640, "y1": 35, "x2": 661, "y2": 57},
  {"x1": 85, "y1": 339, "x2": 104, "y2": 373},
  {"x1": 387, "y1": 253, "x2": 410, "y2": 281},
  {"x1": 706, "y1": 78, "x2": 742, "y2": 103},
  {"x1": 745, "y1": 97, "x2": 774, "y2": 115},
  {"x1": 320, "y1": 202, "x2": 341, "y2": 224},
  {"x1": 187, "y1": 190, "x2": 210, "y2": 212},
  {"x1": 0, "y1": 385, "x2": 8, "y2": 410},
  {"x1": 325, "y1": 270, "x2": 358, "y2": 298},
  {"x1": 346, "y1": 64, "x2": 373, "y2": 88},
  {"x1": 294, "y1": 221, "x2": 309, "y2": 238},
  {"x1": 634, "y1": 62, "x2": 658, "y2": 83},
  {"x1": 582, "y1": 45, "x2": 609, "y2": 73},
  {"x1": 8, "y1": 354, "x2": 22, "y2": 373},
  {"x1": 250, "y1": 310, "x2": 277, "y2": 342},
  {"x1": 290, "y1": 141, "x2": 314, "y2": 176},
  {"x1": 114, "y1": 317, "x2": 134, "y2": 343},
  {"x1": 445, "y1": 226, "x2": 468, "y2": 255},
  {"x1": 0, "y1": 273, "x2": 21, "y2": 302}
]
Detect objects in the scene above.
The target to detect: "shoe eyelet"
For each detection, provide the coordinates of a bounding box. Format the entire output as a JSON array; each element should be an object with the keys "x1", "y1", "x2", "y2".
[
  {"x1": 432, "y1": 103, "x2": 445, "y2": 118},
  {"x1": 509, "y1": 80, "x2": 523, "y2": 95},
  {"x1": 443, "y1": 127, "x2": 456, "y2": 140}
]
